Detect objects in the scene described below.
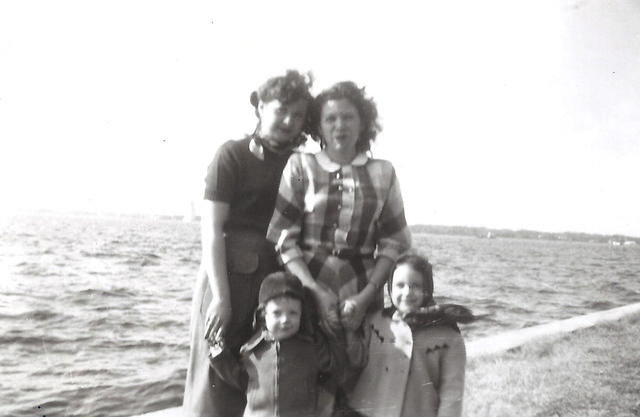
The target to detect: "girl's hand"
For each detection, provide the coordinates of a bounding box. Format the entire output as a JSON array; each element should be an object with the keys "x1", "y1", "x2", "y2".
[
  {"x1": 204, "y1": 298, "x2": 232, "y2": 343},
  {"x1": 340, "y1": 294, "x2": 367, "y2": 331},
  {"x1": 314, "y1": 287, "x2": 340, "y2": 329}
]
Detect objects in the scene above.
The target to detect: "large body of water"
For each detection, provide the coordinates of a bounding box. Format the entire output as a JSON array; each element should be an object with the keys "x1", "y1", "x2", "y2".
[{"x1": 1, "y1": 213, "x2": 639, "y2": 417}]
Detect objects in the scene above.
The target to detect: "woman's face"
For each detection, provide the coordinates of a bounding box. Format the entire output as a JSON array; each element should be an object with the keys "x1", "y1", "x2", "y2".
[
  {"x1": 319, "y1": 98, "x2": 362, "y2": 159},
  {"x1": 258, "y1": 98, "x2": 308, "y2": 146},
  {"x1": 391, "y1": 264, "x2": 425, "y2": 315}
]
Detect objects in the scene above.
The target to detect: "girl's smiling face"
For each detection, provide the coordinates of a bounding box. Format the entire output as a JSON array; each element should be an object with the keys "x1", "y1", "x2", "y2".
[
  {"x1": 264, "y1": 296, "x2": 302, "y2": 341},
  {"x1": 258, "y1": 98, "x2": 308, "y2": 146},
  {"x1": 391, "y1": 264, "x2": 425, "y2": 314}
]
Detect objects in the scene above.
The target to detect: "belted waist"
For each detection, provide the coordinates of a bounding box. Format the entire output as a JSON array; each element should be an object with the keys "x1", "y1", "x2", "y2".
[
  {"x1": 300, "y1": 244, "x2": 374, "y2": 260},
  {"x1": 224, "y1": 229, "x2": 271, "y2": 250}
]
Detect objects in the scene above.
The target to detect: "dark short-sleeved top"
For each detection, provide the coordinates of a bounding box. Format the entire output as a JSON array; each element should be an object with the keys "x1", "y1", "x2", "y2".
[{"x1": 204, "y1": 136, "x2": 293, "y2": 235}]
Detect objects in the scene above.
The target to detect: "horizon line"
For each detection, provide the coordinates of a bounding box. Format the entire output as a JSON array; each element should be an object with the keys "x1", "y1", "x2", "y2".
[{"x1": 7, "y1": 207, "x2": 639, "y2": 240}]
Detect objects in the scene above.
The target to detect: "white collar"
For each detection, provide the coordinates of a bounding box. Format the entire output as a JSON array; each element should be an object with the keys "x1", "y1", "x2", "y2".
[
  {"x1": 316, "y1": 151, "x2": 369, "y2": 172},
  {"x1": 391, "y1": 310, "x2": 405, "y2": 322},
  {"x1": 249, "y1": 137, "x2": 265, "y2": 161}
]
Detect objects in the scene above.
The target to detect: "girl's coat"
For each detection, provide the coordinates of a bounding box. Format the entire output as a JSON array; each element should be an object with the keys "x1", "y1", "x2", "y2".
[{"x1": 348, "y1": 310, "x2": 466, "y2": 417}]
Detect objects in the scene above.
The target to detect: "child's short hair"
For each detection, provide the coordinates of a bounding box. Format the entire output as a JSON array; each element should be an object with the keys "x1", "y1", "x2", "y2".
[{"x1": 389, "y1": 252, "x2": 434, "y2": 302}]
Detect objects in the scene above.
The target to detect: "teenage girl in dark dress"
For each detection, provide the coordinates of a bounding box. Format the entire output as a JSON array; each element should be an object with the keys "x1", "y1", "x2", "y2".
[{"x1": 182, "y1": 71, "x2": 313, "y2": 417}]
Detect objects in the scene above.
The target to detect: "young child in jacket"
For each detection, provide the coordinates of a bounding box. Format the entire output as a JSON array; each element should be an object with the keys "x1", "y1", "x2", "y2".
[
  {"x1": 346, "y1": 253, "x2": 472, "y2": 417},
  {"x1": 209, "y1": 271, "x2": 347, "y2": 417}
]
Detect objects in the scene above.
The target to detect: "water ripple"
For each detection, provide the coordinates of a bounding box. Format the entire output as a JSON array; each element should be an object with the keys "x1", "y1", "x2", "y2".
[{"x1": 2, "y1": 214, "x2": 638, "y2": 417}]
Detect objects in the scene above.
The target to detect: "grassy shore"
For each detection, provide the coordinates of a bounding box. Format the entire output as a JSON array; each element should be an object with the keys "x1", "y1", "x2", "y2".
[{"x1": 463, "y1": 313, "x2": 640, "y2": 417}]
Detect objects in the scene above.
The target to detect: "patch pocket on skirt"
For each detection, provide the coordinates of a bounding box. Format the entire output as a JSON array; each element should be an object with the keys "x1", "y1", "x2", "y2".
[
  {"x1": 227, "y1": 248, "x2": 259, "y2": 274},
  {"x1": 226, "y1": 233, "x2": 261, "y2": 274}
]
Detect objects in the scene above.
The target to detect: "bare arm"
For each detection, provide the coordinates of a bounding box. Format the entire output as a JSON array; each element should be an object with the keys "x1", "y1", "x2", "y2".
[
  {"x1": 358, "y1": 256, "x2": 394, "y2": 306},
  {"x1": 201, "y1": 199, "x2": 232, "y2": 342},
  {"x1": 284, "y1": 257, "x2": 340, "y2": 328},
  {"x1": 341, "y1": 256, "x2": 394, "y2": 330}
]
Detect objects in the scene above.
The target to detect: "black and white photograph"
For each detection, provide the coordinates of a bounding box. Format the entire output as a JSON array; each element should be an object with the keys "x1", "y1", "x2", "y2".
[{"x1": 1, "y1": 1, "x2": 639, "y2": 416}]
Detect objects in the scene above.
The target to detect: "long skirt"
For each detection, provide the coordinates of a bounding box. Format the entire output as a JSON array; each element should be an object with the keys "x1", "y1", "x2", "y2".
[{"x1": 182, "y1": 232, "x2": 279, "y2": 417}]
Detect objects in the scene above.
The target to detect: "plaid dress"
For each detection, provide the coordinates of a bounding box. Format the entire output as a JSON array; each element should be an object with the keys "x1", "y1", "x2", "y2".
[{"x1": 267, "y1": 151, "x2": 411, "y2": 302}]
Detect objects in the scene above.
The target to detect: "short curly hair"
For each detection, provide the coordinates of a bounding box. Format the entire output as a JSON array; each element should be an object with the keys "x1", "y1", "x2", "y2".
[
  {"x1": 309, "y1": 81, "x2": 381, "y2": 153},
  {"x1": 250, "y1": 70, "x2": 313, "y2": 109},
  {"x1": 249, "y1": 70, "x2": 314, "y2": 139}
]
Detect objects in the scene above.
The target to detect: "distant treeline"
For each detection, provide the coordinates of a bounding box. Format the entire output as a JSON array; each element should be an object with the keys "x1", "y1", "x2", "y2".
[
  {"x1": 159, "y1": 214, "x2": 638, "y2": 244},
  {"x1": 410, "y1": 224, "x2": 639, "y2": 244}
]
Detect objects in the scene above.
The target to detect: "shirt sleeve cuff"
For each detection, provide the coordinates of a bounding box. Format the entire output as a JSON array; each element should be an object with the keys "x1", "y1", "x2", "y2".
[
  {"x1": 280, "y1": 246, "x2": 304, "y2": 264},
  {"x1": 377, "y1": 246, "x2": 402, "y2": 262},
  {"x1": 376, "y1": 239, "x2": 410, "y2": 262}
]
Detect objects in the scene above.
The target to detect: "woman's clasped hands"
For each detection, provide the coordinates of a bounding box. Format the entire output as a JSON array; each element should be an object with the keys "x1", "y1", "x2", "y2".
[
  {"x1": 313, "y1": 286, "x2": 341, "y2": 330},
  {"x1": 314, "y1": 286, "x2": 368, "y2": 332},
  {"x1": 340, "y1": 294, "x2": 367, "y2": 331}
]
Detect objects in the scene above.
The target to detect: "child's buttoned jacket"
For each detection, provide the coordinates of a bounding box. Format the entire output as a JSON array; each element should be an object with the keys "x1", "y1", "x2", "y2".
[
  {"x1": 348, "y1": 310, "x2": 466, "y2": 417},
  {"x1": 211, "y1": 329, "x2": 344, "y2": 417}
]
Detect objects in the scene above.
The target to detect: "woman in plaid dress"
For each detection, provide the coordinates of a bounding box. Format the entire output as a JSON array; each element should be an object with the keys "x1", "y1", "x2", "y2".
[{"x1": 267, "y1": 81, "x2": 411, "y2": 332}]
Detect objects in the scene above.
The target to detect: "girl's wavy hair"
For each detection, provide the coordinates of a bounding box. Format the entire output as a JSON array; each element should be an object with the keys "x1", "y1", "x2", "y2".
[
  {"x1": 250, "y1": 70, "x2": 314, "y2": 137},
  {"x1": 387, "y1": 252, "x2": 434, "y2": 305},
  {"x1": 309, "y1": 81, "x2": 381, "y2": 153}
]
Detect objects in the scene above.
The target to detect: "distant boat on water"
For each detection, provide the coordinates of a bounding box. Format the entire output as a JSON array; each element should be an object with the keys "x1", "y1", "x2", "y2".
[
  {"x1": 477, "y1": 231, "x2": 495, "y2": 239},
  {"x1": 608, "y1": 239, "x2": 637, "y2": 247},
  {"x1": 183, "y1": 201, "x2": 197, "y2": 223}
]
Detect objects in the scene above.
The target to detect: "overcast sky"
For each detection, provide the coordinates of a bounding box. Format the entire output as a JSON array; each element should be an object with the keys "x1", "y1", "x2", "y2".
[{"x1": 1, "y1": 0, "x2": 639, "y2": 236}]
